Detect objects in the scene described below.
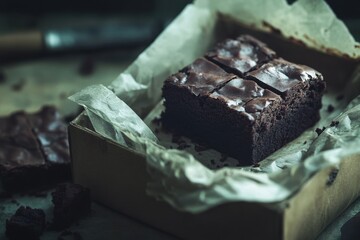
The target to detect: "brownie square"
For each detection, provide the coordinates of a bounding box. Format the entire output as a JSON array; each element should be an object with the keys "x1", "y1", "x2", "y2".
[
  {"x1": 246, "y1": 58, "x2": 325, "y2": 99},
  {"x1": 0, "y1": 106, "x2": 71, "y2": 191},
  {"x1": 6, "y1": 206, "x2": 46, "y2": 240},
  {"x1": 162, "y1": 35, "x2": 325, "y2": 165}
]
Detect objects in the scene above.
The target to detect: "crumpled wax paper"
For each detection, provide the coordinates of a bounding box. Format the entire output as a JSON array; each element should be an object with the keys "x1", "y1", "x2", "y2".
[{"x1": 69, "y1": 0, "x2": 360, "y2": 213}]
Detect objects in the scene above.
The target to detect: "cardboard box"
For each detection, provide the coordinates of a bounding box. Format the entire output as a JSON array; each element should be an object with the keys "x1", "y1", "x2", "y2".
[{"x1": 69, "y1": 12, "x2": 360, "y2": 240}]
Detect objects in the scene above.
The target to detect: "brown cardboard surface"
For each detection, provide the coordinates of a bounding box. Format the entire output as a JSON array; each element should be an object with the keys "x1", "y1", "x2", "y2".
[
  {"x1": 69, "y1": 118, "x2": 282, "y2": 240},
  {"x1": 69, "y1": 115, "x2": 360, "y2": 240},
  {"x1": 69, "y1": 12, "x2": 360, "y2": 240},
  {"x1": 284, "y1": 155, "x2": 360, "y2": 240}
]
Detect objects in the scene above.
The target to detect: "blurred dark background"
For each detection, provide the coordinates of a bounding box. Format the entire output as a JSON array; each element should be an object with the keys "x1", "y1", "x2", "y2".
[{"x1": 0, "y1": 0, "x2": 359, "y2": 40}]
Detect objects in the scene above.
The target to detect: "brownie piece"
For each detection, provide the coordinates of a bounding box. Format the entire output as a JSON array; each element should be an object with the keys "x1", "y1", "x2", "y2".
[
  {"x1": 166, "y1": 57, "x2": 236, "y2": 96},
  {"x1": 163, "y1": 58, "x2": 236, "y2": 125},
  {"x1": 0, "y1": 106, "x2": 71, "y2": 191},
  {"x1": 162, "y1": 35, "x2": 325, "y2": 165},
  {"x1": 6, "y1": 206, "x2": 46, "y2": 240},
  {"x1": 52, "y1": 183, "x2": 91, "y2": 229},
  {"x1": 0, "y1": 112, "x2": 45, "y2": 170},
  {"x1": 246, "y1": 58, "x2": 324, "y2": 99},
  {"x1": 206, "y1": 35, "x2": 276, "y2": 76}
]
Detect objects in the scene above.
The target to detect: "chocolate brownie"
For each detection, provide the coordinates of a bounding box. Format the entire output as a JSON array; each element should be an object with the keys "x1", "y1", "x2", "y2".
[
  {"x1": 162, "y1": 35, "x2": 325, "y2": 165},
  {"x1": 6, "y1": 206, "x2": 46, "y2": 240},
  {"x1": 0, "y1": 106, "x2": 71, "y2": 191},
  {"x1": 51, "y1": 183, "x2": 91, "y2": 229}
]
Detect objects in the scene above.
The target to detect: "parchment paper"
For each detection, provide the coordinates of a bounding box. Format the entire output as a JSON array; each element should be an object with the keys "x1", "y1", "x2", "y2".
[{"x1": 69, "y1": 0, "x2": 360, "y2": 213}]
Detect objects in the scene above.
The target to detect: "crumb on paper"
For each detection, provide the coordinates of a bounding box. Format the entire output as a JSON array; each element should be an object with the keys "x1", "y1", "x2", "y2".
[
  {"x1": 315, "y1": 127, "x2": 326, "y2": 136},
  {"x1": 330, "y1": 120, "x2": 339, "y2": 127},
  {"x1": 252, "y1": 163, "x2": 260, "y2": 167},
  {"x1": 327, "y1": 104, "x2": 334, "y2": 113}
]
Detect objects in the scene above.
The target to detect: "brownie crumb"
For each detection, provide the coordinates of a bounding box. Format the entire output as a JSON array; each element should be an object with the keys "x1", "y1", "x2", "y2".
[
  {"x1": 341, "y1": 211, "x2": 360, "y2": 240},
  {"x1": 315, "y1": 127, "x2": 326, "y2": 136},
  {"x1": 252, "y1": 163, "x2": 260, "y2": 167},
  {"x1": 11, "y1": 79, "x2": 25, "y2": 92},
  {"x1": 52, "y1": 183, "x2": 91, "y2": 229},
  {"x1": 330, "y1": 121, "x2": 339, "y2": 127},
  {"x1": 327, "y1": 104, "x2": 334, "y2": 113},
  {"x1": 58, "y1": 230, "x2": 83, "y2": 240},
  {"x1": 336, "y1": 94, "x2": 344, "y2": 101},
  {"x1": 78, "y1": 57, "x2": 95, "y2": 76},
  {"x1": 0, "y1": 71, "x2": 6, "y2": 83},
  {"x1": 6, "y1": 206, "x2": 46, "y2": 240},
  {"x1": 326, "y1": 169, "x2": 339, "y2": 186}
]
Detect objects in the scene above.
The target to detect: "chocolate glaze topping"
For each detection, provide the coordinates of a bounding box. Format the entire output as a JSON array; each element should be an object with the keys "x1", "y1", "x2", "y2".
[
  {"x1": 246, "y1": 59, "x2": 323, "y2": 96},
  {"x1": 0, "y1": 112, "x2": 44, "y2": 170},
  {"x1": 29, "y1": 106, "x2": 69, "y2": 164},
  {"x1": 210, "y1": 78, "x2": 281, "y2": 120},
  {"x1": 166, "y1": 58, "x2": 236, "y2": 96},
  {"x1": 206, "y1": 35, "x2": 276, "y2": 75},
  {"x1": 0, "y1": 106, "x2": 70, "y2": 172}
]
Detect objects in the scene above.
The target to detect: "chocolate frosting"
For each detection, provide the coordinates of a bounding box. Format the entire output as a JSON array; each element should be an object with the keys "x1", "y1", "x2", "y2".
[
  {"x1": 246, "y1": 59, "x2": 323, "y2": 95},
  {"x1": 210, "y1": 78, "x2": 281, "y2": 120},
  {"x1": 167, "y1": 58, "x2": 236, "y2": 96},
  {"x1": 0, "y1": 112, "x2": 44, "y2": 170},
  {"x1": 29, "y1": 106, "x2": 70, "y2": 164},
  {"x1": 206, "y1": 35, "x2": 276, "y2": 75}
]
